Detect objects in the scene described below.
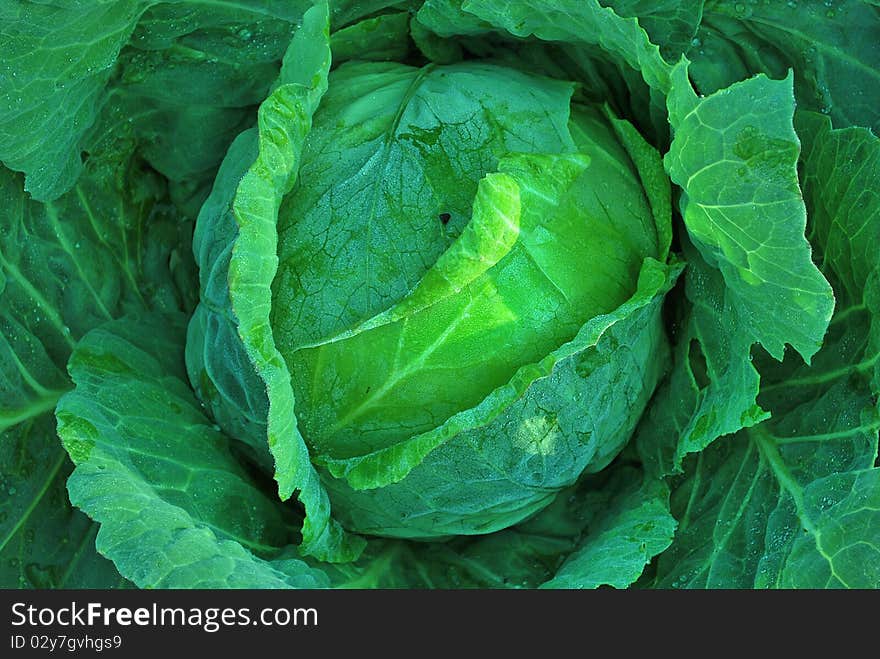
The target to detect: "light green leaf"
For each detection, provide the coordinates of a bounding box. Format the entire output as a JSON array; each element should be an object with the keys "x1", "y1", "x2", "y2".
[
  {"x1": 330, "y1": 11, "x2": 412, "y2": 64},
  {"x1": 665, "y1": 63, "x2": 834, "y2": 362},
  {"x1": 230, "y1": 1, "x2": 363, "y2": 562},
  {"x1": 540, "y1": 473, "x2": 676, "y2": 589},
  {"x1": 320, "y1": 169, "x2": 524, "y2": 340},
  {"x1": 186, "y1": 2, "x2": 363, "y2": 562},
  {"x1": 604, "y1": 109, "x2": 673, "y2": 261}
]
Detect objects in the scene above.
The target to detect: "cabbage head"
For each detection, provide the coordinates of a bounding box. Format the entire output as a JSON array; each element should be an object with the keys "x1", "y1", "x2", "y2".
[{"x1": 189, "y1": 53, "x2": 676, "y2": 542}]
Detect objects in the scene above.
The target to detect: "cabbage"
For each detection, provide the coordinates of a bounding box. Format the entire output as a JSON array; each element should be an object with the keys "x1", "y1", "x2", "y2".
[{"x1": 2, "y1": 0, "x2": 878, "y2": 589}]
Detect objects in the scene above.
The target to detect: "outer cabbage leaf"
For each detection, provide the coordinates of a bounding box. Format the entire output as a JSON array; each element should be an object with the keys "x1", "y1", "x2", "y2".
[
  {"x1": 416, "y1": 0, "x2": 497, "y2": 37},
  {"x1": 647, "y1": 113, "x2": 880, "y2": 588},
  {"x1": 603, "y1": 0, "x2": 705, "y2": 59},
  {"x1": 97, "y1": 1, "x2": 313, "y2": 194},
  {"x1": 0, "y1": 138, "x2": 184, "y2": 587},
  {"x1": 0, "y1": 0, "x2": 144, "y2": 201},
  {"x1": 538, "y1": 470, "x2": 676, "y2": 589},
  {"x1": 664, "y1": 65, "x2": 834, "y2": 362},
  {"x1": 0, "y1": 0, "x2": 401, "y2": 202},
  {"x1": 184, "y1": 2, "x2": 363, "y2": 562},
  {"x1": 56, "y1": 314, "x2": 330, "y2": 589},
  {"x1": 461, "y1": 0, "x2": 672, "y2": 93},
  {"x1": 0, "y1": 417, "x2": 130, "y2": 588},
  {"x1": 322, "y1": 465, "x2": 675, "y2": 589},
  {"x1": 636, "y1": 239, "x2": 768, "y2": 476},
  {"x1": 414, "y1": 1, "x2": 671, "y2": 143},
  {"x1": 687, "y1": 0, "x2": 880, "y2": 134}
]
